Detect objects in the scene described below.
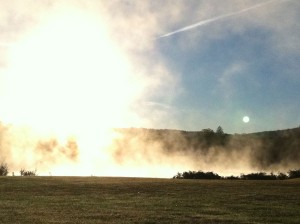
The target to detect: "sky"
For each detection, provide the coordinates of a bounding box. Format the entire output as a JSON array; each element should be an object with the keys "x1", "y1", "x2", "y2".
[
  {"x1": 0, "y1": 0, "x2": 299, "y2": 135},
  {"x1": 156, "y1": 0, "x2": 300, "y2": 133},
  {"x1": 0, "y1": 0, "x2": 299, "y2": 177}
]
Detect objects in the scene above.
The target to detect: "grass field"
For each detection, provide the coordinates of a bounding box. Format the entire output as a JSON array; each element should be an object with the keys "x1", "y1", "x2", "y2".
[{"x1": 0, "y1": 177, "x2": 299, "y2": 223}]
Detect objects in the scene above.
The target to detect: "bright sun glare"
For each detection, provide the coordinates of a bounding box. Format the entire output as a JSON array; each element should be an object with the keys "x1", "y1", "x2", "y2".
[
  {"x1": 3, "y1": 9, "x2": 138, "y2": 132},
  {"x1": 0, "y1": 7, "x2": 143, "y2": 175}
]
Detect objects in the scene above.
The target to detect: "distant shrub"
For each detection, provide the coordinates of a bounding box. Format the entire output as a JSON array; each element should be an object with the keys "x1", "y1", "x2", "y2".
[
  {"x1": 173, "y1": 172, "x2": 183, "y2": 179},
  {"x1": 225, "y1": 175, "x2": 240, "y2": 180},
  {"x1": 20, "y1": 169, "x2": 37, "y2": 176},
  {"x1": 288, "y1": 169, "x2": 300, "y2": 179},
  {"x1": 277, "y1": 172, "x2": 288, "y2": 180},
  {"x1": 174, "y1": 170, "x2": 221, "y2": 180},
  {"x1": 0, "y1": 163, "x2": 9, "y2": 176},
  {"x1": 173, "y1": 170, "x2": 300, "y2": 180},
  {"x1": 240, "y1": 172, "x2": 277, "y2": 180}
]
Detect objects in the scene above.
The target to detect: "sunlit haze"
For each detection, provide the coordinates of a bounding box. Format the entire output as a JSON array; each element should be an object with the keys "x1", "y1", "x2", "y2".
[{"x1": 0, "y1": 0, "x2": 299, "y2": 177}]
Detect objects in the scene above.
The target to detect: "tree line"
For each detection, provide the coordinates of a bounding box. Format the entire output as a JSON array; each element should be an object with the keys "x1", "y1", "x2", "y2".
[
  {"x1": 173, "y1": 169, "x2": 300, "y2": 180},
  {"x1": 113, "y1": 126, "x2": 300, "y2": 172},
  {"x1": 0, "y1": 163, "x2": 36, "y2": 176}
]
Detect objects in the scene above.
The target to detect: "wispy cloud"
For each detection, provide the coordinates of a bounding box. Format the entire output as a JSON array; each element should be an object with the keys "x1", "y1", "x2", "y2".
[{"x1": 216, "y1": 62, "x2": 248, "y2": 100}]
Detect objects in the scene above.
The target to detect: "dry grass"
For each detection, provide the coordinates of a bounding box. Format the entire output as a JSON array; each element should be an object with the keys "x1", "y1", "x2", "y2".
[{"x1": 0, "y1": 176, "x2": 299, "y2": 223}]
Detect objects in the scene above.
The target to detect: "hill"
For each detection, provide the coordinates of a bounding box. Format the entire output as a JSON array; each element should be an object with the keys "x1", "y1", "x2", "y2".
[{"x1": 112, "y1": 127, "x2": 300, "y2": 172}]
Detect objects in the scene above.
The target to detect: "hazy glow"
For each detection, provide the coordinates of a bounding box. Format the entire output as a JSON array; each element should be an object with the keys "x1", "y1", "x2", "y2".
[
  {"x1": 0, "y1": 7, "x2": 145, "y2": 176},
  {"x1": 3, "y1": 9, "x2": 139, "y2": 133},
  {"x1": 0, "y1": 4, "x2": 184, "y2": 177},
  {"x1": 1, "y1": 1, "x2": 297, "y2": 178},
  {"x1": 243, "y1": 116, "x2": 250, "y2": 123}
]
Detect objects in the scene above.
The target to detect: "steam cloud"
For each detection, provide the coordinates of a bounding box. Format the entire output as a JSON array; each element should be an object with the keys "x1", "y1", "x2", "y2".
[
  {"x1": 1, "y1": 122, "x2": 299, "y2": 177},
  {"x1": 110, "y1": 128, "x2": 300, "y2": 176}
]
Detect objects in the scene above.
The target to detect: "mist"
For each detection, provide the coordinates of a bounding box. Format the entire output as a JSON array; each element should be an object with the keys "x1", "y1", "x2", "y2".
[
  {"x1": 1, "y1": 122, "x2": 299, "y2": 177},
  {"x1": 0, "y1": 1, "x2": 299, "y2": 177}
]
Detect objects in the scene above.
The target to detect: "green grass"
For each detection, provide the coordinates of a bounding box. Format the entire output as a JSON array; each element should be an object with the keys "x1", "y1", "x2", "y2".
[{"x1": 0, "y1": 177, "x2": 299, "y2": 223}]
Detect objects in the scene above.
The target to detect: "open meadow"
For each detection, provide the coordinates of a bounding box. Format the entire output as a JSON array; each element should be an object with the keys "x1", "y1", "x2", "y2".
[{"x1": 0, "y1": 177, "x2": 299, "y2": 223}]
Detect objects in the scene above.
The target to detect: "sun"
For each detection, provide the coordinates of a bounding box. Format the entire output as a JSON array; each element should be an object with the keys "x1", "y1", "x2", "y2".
[
  {"x1": 3, "y1": 8, "x2": 140, "y2": 133},
  {"x1": 243, "y1": 116, "x2": 250, "y2": 123},
  {"x1": 0, "y1": 7, "x2": 144, "y2": 176}
]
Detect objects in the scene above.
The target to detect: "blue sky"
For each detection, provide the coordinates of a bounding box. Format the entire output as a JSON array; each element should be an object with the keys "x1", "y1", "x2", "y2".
[
  {"x1": 0, "y1": 0, "x2": 299, "y2": 134},
  {"x1": 151, "y1": 0, "x2": 300, "y2": 133},
  {"x1": 156, "y1": 26, "x2": 300, "y2": 133}
]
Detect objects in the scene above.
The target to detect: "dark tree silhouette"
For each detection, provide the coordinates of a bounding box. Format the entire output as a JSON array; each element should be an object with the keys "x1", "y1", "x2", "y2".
[
  {"x1": 0, "y1": 163, "x2": 9, "y2": 176},
  {"x1": 288, "y1": 169, "x2": 300, "y2": 179},
  {"x1": 174, "y1": 170, "x2": 221, "y2": 179},
  {"x1": 20, "y1": 169, "x2": 37, "y2": 176},
  {"x1": 216, "y1": 126, "x2": 224, "y2": 135}
]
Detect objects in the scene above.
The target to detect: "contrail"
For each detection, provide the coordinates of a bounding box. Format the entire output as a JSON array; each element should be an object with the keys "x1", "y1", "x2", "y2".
[{"x1": 160, "y1": 0, "x2": 278, "y2": 38}]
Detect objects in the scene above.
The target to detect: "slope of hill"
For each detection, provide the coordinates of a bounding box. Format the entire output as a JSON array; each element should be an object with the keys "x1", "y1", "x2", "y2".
[{"x1": 112, "y1": 127, "x2": 300, "y2": 172}]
